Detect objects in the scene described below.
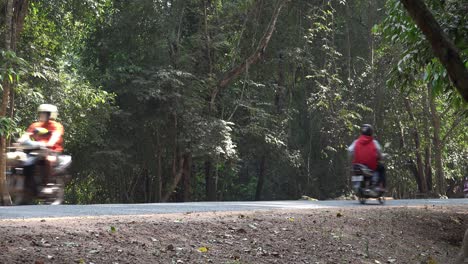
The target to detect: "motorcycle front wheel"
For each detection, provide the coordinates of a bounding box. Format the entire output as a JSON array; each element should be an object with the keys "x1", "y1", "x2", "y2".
[{"x1": 7, "y1": 174, "x2": 35, "y2": 205}]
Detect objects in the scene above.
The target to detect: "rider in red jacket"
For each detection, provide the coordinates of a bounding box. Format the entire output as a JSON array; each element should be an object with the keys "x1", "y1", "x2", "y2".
[{"x1": 348, "y1": 124, "x2": 386, "y2": 190}]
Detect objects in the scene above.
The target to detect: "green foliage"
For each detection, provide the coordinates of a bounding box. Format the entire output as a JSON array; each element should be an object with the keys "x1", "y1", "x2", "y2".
[
  {"x1": 0, "y1": 117, "x2": 17, "y2": 138},
  {"x1": 0, "y1": 50, "x2": 30, "y2": 88},
  {"x1": 377, "y1": 0, "x2": 468, "y2": 193},
  {"x1": 380, "y1": 0, "x2": 468, "y2": 102},
  {"x1": 2, "y1": 0, "x2": 466, "y2": 203}
]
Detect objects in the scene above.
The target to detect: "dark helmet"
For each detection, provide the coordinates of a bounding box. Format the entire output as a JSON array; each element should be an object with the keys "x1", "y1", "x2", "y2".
[{"x1": 361, "y1": 124, "x2": 374, "y2": 136}]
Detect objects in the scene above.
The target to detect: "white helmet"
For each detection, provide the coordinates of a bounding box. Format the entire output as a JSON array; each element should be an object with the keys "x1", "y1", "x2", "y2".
[{"x1": 37, "y1": 104, "x2": 58, "y2": 120}]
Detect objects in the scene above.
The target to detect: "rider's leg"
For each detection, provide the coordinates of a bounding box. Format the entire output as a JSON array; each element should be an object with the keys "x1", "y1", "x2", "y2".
[
  {"x1": 376, "y1": 163, "x2": 386, "y2": 189},
  {"x1": 23, "y1": 164, "x2": 38, "y2": 196},
  {"x1": 42, "y1": 159, "x2": 52, "y2": 185},
  {"x1": 36, "y1": 158, "x2": 49, "y2": 186}
]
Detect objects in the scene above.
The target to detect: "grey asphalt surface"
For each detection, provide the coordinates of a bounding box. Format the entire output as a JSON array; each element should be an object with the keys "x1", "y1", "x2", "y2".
[{"x1": 0, "y1": 199, "x2": 466, "y2": 220}]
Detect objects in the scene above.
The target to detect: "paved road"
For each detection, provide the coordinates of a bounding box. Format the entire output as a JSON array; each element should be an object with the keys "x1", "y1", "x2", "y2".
[{"x1": 0, "y1": 199, "x2": 466, "y2": 220}]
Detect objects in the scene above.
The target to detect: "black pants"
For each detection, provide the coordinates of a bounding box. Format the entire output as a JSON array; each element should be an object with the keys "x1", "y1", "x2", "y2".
[
  {"x1": 376, "y1": 163, "x2": 386, "y2": 188},
  {"x1": 23, "y1": 164, "x2": 38, "y2": 195},
  {"x1": 23, "y1": 158, "x2": 50, "y2": 190}
]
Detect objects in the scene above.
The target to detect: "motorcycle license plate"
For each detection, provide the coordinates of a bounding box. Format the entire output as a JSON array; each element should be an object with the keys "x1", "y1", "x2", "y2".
[{"x1": 352, "y1": 176, "x2": 364, "y2": 182}]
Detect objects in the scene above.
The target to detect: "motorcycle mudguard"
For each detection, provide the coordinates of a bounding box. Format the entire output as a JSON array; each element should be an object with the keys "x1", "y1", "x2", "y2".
[{"x1": 353, "y1": 181, "x2": 361, "y2": 192}]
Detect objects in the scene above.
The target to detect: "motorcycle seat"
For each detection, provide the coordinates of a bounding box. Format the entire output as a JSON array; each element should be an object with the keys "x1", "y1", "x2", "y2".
[{"x1": 352, "y1": 164, "x2": 374, "y2": 177}]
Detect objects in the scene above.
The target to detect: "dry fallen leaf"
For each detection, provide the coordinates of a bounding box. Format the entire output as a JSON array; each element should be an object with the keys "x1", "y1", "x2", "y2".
[
  {"x1": 450, "y1": 217, "x2": 462, "y2": 225},
  {"x1": 248, "y1": 224, "x2": 257, "y2": 230}
]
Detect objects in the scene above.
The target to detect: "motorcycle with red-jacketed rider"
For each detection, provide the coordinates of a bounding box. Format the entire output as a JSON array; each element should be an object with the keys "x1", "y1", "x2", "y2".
[
  {"x1": 351, "y1": 163, "x2": 386, "y2": 204},
  {"x1": 6, "y1": 138, "x2": 72, "y2": 205},
  {"x1": 348, "y1": 124, "x2": 387, "y2": 205}
]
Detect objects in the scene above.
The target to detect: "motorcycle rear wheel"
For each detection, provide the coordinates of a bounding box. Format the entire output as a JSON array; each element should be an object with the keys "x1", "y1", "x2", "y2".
[{"x1": 378, "y1": 197, "x2": 385, "y2": 205}]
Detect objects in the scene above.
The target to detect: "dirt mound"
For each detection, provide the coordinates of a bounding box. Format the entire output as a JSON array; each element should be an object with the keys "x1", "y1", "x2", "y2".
[{"x1": 0, "y1": 205, "x2": 466, "y2": 264}]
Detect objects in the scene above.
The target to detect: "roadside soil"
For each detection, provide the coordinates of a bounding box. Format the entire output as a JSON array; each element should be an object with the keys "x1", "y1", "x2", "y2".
[{"x1": 0, "y1": 204, "x2": 466, "y2": 264}]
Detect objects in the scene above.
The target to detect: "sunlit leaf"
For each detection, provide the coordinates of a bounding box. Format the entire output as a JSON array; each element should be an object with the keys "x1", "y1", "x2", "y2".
[{"x1": 197, "y1": 246, "x2": 208, "y2": 253}]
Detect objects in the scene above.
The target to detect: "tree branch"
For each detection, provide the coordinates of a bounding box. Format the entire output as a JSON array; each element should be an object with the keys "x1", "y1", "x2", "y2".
[
  {"x1": 400, "y1": 0, "x2": 468, "y2": 102},
  {"x1": 442, "y1": 110, "x2": 466, "y2": 144},
  {"x1": 210, "y1": 0, "x2": 289, "y2": 106}
]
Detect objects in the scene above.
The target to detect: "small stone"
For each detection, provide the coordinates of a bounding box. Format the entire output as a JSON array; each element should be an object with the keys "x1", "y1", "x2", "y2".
[
  {"x1": 166, "y1": 244, "x2": 175, "y2": 251},
  {"x1": 236, "y1": 228, "x2": 247, "y2": 234}
]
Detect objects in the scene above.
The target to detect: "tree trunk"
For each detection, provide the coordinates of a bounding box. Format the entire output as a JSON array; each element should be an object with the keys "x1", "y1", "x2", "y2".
[
  {"x1": 156, "y1": 135, "x2": 162, "y2": 202},
  {"x1": 275, "y1": 52, "x2": 285, "y2": 114},
  {"x1": 407, "y1": 160, "x2": 422, "y2": 193},
  {"x1": 0, "y1": 0, "x2": 14, "y2": 206},
  {"x1": 367, "y1": 1, "x2": 385, "y2": 131},
  {"x1": 168, "y1": 2, "x2": 184, "y2": 69},
  {"x1": 161, "y1": 114, "x2": 181, "y2": 202},
  {"x1": 400, "y1": 0, "x2": 468, "y2": 101},
  {"x1": 422, "y1": 88, "x2": 433, "y2": 191},
  {"x1": 455, "y1": 229, "x2": 468, "y2": 264},
  {"x1": 182, "y1": 152, "x2": 192, "y2": 202},
  {"x1": 424, "y1": 146, "x2": 433, "y2": 192},
  {"x1": 255, "y1": 155, "x2": 266, "y2": 201},
  {"x1": 344, "y1": 2, "x2": 353, "y2": 81},
  {"x1": 161, "y1": 155, "x2": 185, "y2": 202},
  {"x1": 403, "y1": 98, "x2": 427, "y2": 193},
  {"x1": 203, "y1": 0, "x2": 213, "y2": 76},
  {"x1": 205, "y1": 160, "x2": 216, "y2": 201},
  {"x1": 428, "y1": 86, "x2": 445, "y2": 195},
  {"x1": 11, "y1": 0, "x2": 29, "y2": 51}
]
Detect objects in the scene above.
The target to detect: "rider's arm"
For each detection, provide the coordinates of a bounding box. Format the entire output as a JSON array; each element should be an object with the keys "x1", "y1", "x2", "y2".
[
  {"x1": 347, "y1": 140, "x2": 357, "y2": 157},
  {"x1": 46, "y1": 123, "x2": 63, "y2": 148},
  {"x1": 17, "y1": 124, "x2": 36, "y2": 143},
  {"x1": 17, "y1": 132, "x2": 32, "y2": 143},
  {"x1": 374, "y1": 140, "x2": 383, "y2": 159},
  {"x1": 46, "y1": 131, "x2": 61, "y2": 147}
]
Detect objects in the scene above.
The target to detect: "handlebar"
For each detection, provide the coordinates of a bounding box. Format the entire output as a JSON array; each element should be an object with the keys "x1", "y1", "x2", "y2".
[{"x1": 9, "y1": 140, "x2": 50, "y2": 151}]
